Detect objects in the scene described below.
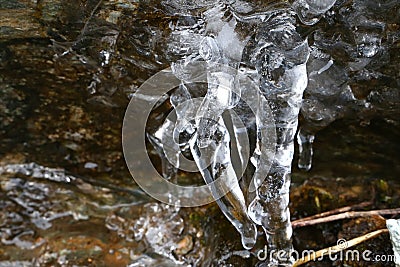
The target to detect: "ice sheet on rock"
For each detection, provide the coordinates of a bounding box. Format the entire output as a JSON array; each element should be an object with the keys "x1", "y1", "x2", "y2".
[
  {"x1": 297, "y1": 47, "x2": 341, "y2": 170},
  {"x1": 347, "y1": 17, "x2": 385, "y2": 58},
  {"x1": 0, "y1": 261, "x2": 32, "y2": 267},
  {"x1": 296, "y1": 42, "x2": 365, "y2": 171},
  {"x1": 0, "y1": 176, "x2": 81, "y2": 250},
  {"x1": 162, "y1": 0, "x2": 216, "y2": 15},
  {"x1": 126, "y1": 203, "x2": 185, "y2": 264},
  {"x1": 128, "y1": 254, "x2": 178, "y2": 267},
  {"x1": 293, "y1": 0, "x2": 396, "y2": 173},
  {"x1": 0, "y1": 162, "x2": 148, "y2": 250},
  {"x1": 0, "y1": 163, "x2": 75, "y2": 183},
  {"x1": 0, "y1": 177, "x2": 79, "y2": 231}
]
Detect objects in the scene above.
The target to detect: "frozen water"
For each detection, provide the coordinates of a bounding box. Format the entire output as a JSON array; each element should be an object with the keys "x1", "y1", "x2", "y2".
[
  {"x1": 242, "y1": 11, "x2": 309, "y2": 265},
  {"x1": 296, "y1": 46, "x2": 349, "y2": 170},
  {"x1": 293, "y1": 0, "x2": 337, "y2": 25},
  {"x1": 190, "y1": 118, "x2": 257, "y2": 249},
  {"x1": 145, "y1": 0, "x2": 400, "y2": 265},
  {"x1": 0, "y1": 163, "x2": 75, "y2": 183},
  {"x1": 150, "y1": 1, "x2": 309, "y2": 265},
  {"x1": 294, "y1": 0, "x2": 398, "y2": 171},
  {"x1": 297, "y1": 129, "x2": 315, "y2": 171},
  {"x1": 159, "y1": 5, "x2": 302, "y2": 265}
]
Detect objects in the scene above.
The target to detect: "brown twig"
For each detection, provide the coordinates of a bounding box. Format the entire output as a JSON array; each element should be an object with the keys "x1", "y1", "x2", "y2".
[
  {"x1": 293, "y1": 228, "x2": 389, "y2": 266},
  {"x1": 293, "y1": 201, "x2": 373, "y2": 223},
  {"x1": 292, "y1": 208, "x2": 400, "y2": 228}
]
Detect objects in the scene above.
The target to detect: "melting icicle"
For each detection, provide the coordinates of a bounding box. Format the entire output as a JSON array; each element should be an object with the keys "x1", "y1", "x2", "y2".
[
  {"x1": 244, "y1": 11, "x2": 310, "y2": 265},
  {"x1": 297, "y1": 129, "x2": 314, "y2": 171},
  {"x1": 190, "y1": 118, "x2": 257, "y2": 249},
  {"x1": 166, "y1": 2, "x2": 261, "y2": 250},
  {"x1": 297, "y1": 43, "x2": 362, "y2": 171},
  {"x1": 294, "y1": 0, "x2": 394, "y2": 171}
]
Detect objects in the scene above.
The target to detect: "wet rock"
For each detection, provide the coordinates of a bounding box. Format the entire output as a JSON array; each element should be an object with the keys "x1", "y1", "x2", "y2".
[
  {"x1": 0, "y1": 9, "x2": 47, "y2": 40},
  {"x1": 0, "y1": 164, "x2": 216, "y2": 265}
]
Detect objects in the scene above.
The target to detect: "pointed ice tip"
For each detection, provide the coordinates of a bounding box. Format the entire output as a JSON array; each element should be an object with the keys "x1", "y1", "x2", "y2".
[
  {"x1": 241, "y1": 236, "x2": 256, "y2": 250},
  {"x1": 298, "y1": 162, "x2": 312, "y2": 171},
  {"x1": 240, "y1": 224, "x2": 257, "y2": 250}
]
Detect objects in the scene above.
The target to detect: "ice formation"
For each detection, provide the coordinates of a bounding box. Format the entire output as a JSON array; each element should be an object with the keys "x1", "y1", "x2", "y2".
[{"x1": 145, "y1": 0, "x2": 399, "y2": 265}]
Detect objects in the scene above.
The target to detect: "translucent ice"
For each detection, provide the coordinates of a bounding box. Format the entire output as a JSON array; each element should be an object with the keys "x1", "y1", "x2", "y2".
[
  {"x1": 244, "y1": 12, "x2": 309, "y2": 265},
  {"x1": 292, "y1": 0, "x2": 398, "y2": 172},
  {"x1": 190, "y1": 118, "x2": 257, "y2": 249},
  {"x1": 293, "y1": 0, "x2": 337, "y2": 25},
  {"x1": 163, "y1": 2, "x2": 310, "y2": 265},
  {"x1": 165, "y1": 2, "x2": 261, "y2": 250}
]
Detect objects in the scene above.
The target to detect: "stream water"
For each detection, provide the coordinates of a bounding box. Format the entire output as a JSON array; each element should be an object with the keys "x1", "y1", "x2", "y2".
[{"x1": 0, "y1": 0, "x2": 399, "y2": 266}]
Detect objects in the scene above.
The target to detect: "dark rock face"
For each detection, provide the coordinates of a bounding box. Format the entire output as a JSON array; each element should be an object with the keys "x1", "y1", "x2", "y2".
[
  {"x1": 0, "y1": 0, "x2": 399, "y2": 266},
  {"x1": 1, "y1": 0, "x2": 146, "y2": 180}
]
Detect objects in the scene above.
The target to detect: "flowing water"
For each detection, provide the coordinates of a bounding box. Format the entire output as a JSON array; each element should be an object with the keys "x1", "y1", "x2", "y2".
[{"x1": 0, "y1": 0, "x2": 399, "y2": 266}]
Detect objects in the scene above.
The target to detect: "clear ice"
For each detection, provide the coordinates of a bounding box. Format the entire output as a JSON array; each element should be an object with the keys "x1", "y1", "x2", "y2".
[
  {"x1": 146, "y1": 0, "x2": 376, "y2": 265},
  {"x1": 292, "y1": 0, "x2": 337, "y2": 25},
  {"x1": 296, "y1": 0, "x2": 396, "y2": 171}
]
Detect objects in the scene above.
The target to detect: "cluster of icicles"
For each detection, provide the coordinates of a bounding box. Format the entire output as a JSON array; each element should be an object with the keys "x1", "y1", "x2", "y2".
[{"x1": 146, "y1": 0, "x2": 393, "y2": 265}]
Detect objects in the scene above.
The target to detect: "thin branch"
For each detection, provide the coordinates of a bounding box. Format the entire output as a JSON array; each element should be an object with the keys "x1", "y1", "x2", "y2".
[
  {"x1": 292, "y1": 208, "x2": 400, "y2": 228},
  {"x1": 78, "y1": 0, "x2": 104, "y2": 41},
  {"x1": 293, "y1": 228, "x2": 389, "y2": 266},
  {"x1": 293, "y1": 201, "x2": 373, "y2": 223},
  {"x1": 51, "y1": 0, "x2": 104, "y2": 58}
]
